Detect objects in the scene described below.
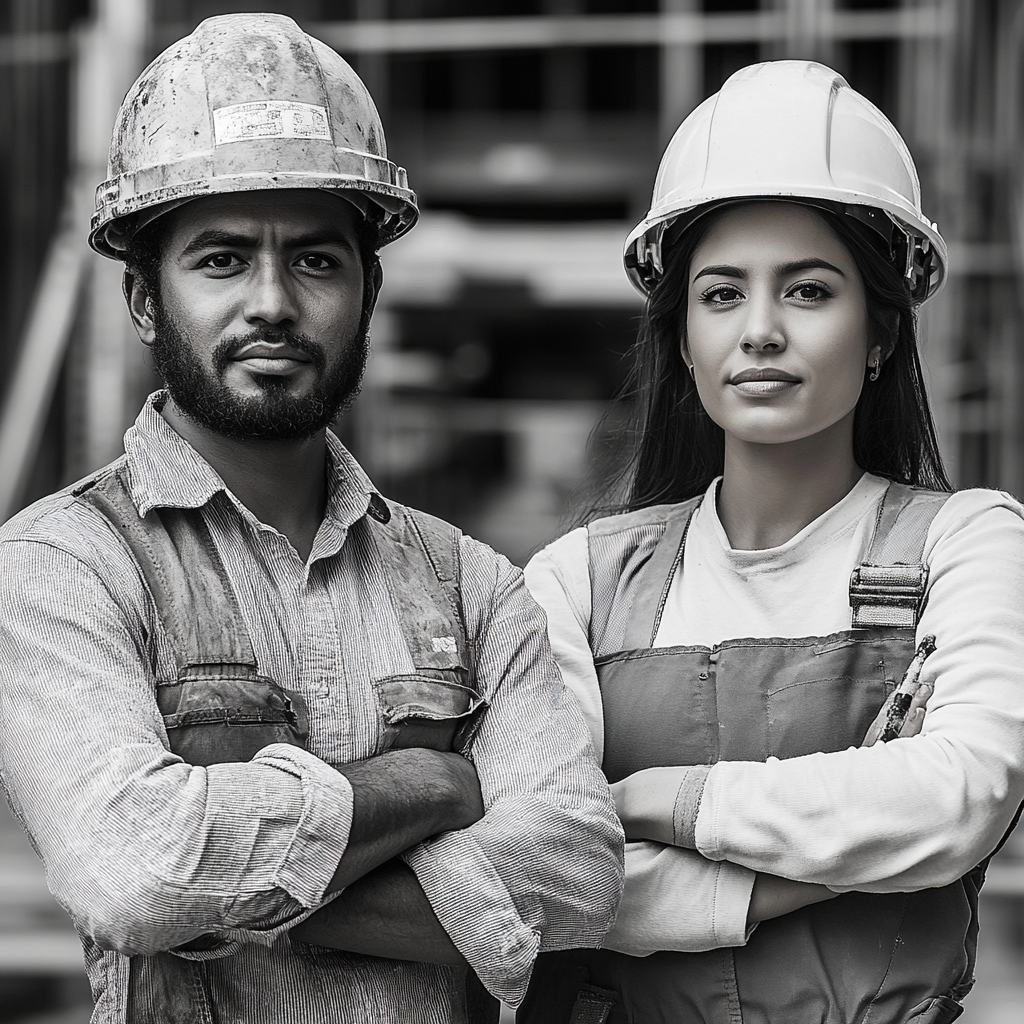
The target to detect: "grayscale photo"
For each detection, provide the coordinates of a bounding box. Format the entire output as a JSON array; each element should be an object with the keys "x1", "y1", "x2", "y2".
[{"x1": 0, "y1": 3, "x2": 1023, "y2": 1023}]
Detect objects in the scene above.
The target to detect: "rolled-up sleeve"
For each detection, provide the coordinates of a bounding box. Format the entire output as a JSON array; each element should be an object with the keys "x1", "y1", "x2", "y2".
[
  {"x1": 0, "y1": 531, "x2": 353, "y2": 956},
  {"x1": 602, "y1": 842, "x2": 755, "y2": 956},
  {"x1": 403, "y1": 539, "x2": 623, "y2": 1006}
]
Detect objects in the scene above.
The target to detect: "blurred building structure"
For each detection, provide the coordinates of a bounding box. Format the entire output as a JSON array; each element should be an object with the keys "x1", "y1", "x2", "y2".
[{"x1": 2, "y1": 1, "x2": 1024, "y2": 1021}]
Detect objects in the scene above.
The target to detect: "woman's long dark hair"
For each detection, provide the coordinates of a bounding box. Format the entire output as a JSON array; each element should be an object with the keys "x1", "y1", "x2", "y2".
[{"x1": 582, "y1": 203, "x2": 951, "y2": 521}]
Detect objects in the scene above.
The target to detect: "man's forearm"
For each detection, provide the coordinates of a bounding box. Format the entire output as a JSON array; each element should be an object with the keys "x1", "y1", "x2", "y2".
[
  {"x1": 292, "y1": 860, "x2": 465, "y2": 964},
  {"x1": 327, "y1": 748, "x2": 483, "y2": 892}
]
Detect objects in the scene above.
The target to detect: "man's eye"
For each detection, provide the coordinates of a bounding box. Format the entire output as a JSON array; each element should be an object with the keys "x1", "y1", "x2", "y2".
[
  {"x1": 297, "y1": 253, "x2": 336, "y2": 270},
  {"x1": 202, "y1": 253, "x2": 242, "y2": 269}
]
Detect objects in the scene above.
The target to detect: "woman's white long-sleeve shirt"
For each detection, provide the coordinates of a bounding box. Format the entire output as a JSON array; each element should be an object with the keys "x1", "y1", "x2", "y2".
[{"x1": 524, "y1": 474, "x2": 1024, "y2": 955}]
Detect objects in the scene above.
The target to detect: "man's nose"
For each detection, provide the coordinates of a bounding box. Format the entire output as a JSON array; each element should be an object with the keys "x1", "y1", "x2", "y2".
[
  {"x1": 244, "y1": 258, "x2": 300, "y2": 326},
  {"x1": 739, "y1": 294, "x2": 787, "y2": 353}
]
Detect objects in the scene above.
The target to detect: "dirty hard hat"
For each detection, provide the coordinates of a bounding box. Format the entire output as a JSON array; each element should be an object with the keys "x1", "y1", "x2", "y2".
[
  {"x1": 90, "y1": 12, "x2": 418, "y2": 258},
  {"x1": 624, "y1": 60, "x2": 946, "y2": 303}
]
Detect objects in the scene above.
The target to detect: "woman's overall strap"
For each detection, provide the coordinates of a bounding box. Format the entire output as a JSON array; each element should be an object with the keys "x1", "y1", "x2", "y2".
[
  {"x1": 74, "y1": 466, "x2": 258, "y2": 672},
  {"x1": 621, "y1": 497, "x2": 703, "y2": 651},
  {"x1": 849, "y1": 482, "x2": 953, "y2": 628}
]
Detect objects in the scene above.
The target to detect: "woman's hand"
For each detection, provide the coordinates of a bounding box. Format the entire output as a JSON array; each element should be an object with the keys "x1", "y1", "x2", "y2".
[
  {"x1": 861, "y1": 679, "x2": 932, "y2": 746},
  {"x1": 747, "y1": 874, "x2": 838, "y2": 926},
  {"x1": 609, "y1": 767, "x2": 687, "y2": 844}
]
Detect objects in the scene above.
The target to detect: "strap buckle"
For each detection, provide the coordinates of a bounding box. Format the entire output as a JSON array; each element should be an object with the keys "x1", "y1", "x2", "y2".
[{"x1": 849, "y1": 564, "x2": 928, "y2": 628}]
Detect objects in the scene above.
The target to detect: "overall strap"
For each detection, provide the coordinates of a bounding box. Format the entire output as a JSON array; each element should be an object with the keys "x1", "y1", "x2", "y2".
[
  {"x1": 75, "y1": 467, "x2": 258, "y2": 673},
  {"x1": 370, "y1": 502, "x2": 470, "y2": 677},
  {"x1": 849, "y1": 483, "x2": 953, "y2": 628},
  {"x1": 622, "y1": 497, "x2": 703, "y2": 650}
]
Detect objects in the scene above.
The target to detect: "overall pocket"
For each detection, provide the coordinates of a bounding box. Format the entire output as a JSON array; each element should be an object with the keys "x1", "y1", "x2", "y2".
[
  {"x1": 157, "y1": 664, "x2": 310, "y2": 767},
  {"x1": 373, "y1": 672, "x2": 487, "y2": 754}
]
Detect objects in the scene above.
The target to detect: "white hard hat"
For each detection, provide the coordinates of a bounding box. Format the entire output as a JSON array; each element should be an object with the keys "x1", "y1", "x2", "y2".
[
  {"x1": 90, "y1": 13, "x2": 418, "y2": 258},
  {"x1": 625, "y1": 60, "x2": 946, "y2": 303}
]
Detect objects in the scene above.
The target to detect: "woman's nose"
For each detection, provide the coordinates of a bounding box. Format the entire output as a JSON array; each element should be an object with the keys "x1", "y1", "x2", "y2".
[
  {"x1": 244, "y1": 258, "x2": 300, "y2": 326},
  {"x1": 739, "y1": 296, "x2": 787, "y2": 353}
]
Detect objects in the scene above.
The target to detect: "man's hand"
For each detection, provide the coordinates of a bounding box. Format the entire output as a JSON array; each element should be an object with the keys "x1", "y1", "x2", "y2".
[
  {"x1": 293, "y1": 860, "x2": 466, "y2": 964},
  {"x1": 328, "y1": 748, "x2": 484, "y2": 892}
]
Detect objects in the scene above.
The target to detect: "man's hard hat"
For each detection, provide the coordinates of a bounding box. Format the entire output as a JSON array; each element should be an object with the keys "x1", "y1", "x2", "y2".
[
  {"x1": 90, "y1": 13, "x2": 418, "y2": 258},
  {"x1": 624, "y1": 61, "x2": 946, "y2": 303}
]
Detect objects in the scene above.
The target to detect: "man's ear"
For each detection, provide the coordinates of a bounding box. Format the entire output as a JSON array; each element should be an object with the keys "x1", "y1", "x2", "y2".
[
  {"x1": 364, "y1": 256, "x2": 383, "y2": 322},
  {"x1": 124, "y1": 268, "x2": 156, "y2": 346}
]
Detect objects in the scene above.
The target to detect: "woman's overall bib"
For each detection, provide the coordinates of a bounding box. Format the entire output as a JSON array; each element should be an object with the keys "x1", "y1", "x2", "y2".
[{"x1": 521, "y1": 484, "x2": 985, "y2": 1024}]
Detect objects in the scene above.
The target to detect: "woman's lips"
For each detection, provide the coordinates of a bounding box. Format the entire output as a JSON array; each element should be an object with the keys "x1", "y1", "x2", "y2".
[
  {"x1": 732, "y1": 379, "x2": 799, "y2": 395},
  {"x1": 729, "y1": 368, "x2": 801, "y2": 395}
]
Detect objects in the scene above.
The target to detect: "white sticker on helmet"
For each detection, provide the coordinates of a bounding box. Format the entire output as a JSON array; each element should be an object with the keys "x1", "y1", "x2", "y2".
[{"x1": 213, "y1": 101, "x2": 331, "y2": 145}]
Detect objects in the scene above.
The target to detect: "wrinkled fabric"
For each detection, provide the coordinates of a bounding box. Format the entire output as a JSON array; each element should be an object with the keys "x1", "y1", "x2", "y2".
[{"x1": 0, "y1": 392, "x2": 623, "y2": 1023}]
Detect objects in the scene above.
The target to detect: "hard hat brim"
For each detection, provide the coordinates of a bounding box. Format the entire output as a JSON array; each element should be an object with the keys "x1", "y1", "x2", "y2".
[
  {"x1": 624, "y1": 189, "x2": 947, "y2": 303},
  {"x1": 91, "y1": 170, "x2": 418, "y2": 259}
]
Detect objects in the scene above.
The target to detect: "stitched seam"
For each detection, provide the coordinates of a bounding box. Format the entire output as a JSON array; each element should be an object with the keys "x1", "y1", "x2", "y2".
[{"x1": 859, "y1": 894, "x2": 910, "y2": 1024}]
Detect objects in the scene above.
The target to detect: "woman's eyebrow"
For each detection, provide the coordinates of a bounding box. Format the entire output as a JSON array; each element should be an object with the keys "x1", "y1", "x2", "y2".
[
  {"x1": 778, "y1": 258, "x2": 845, "y2": 277},
  {"x1": 693, "y1": 263, "x2": 744, "y2": 281},
  {"x1": 692, "y1": 258, "x2": 845, "y2": 282}
]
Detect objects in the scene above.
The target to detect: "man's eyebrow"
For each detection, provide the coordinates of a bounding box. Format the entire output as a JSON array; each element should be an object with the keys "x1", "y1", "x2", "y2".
[
  {"x1": 177, "y1": 228, "x2": 359, "y2": 259},
  {"x1": 287, "y1": 230, "x2": 359, "y2": 256},
  {"x1": 177, "y1": 230, "x2": 255, "y2": 259},
  {"x1": 692, "y1": 258, "x2": 846, "y2": 282}
]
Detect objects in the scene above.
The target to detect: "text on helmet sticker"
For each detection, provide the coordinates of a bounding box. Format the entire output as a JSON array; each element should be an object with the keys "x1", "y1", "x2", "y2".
[{"x1": 213, "y1": 101, "x2": 331, "y2": 145}]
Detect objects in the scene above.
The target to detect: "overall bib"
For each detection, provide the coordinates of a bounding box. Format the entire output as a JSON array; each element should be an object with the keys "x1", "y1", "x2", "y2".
[
  {"x1": 522, "y1": 484, "x2": 986, "y2": 1024},
  {"x1": 74, "y1": 466, "x2": 498, "y2": 1024}
]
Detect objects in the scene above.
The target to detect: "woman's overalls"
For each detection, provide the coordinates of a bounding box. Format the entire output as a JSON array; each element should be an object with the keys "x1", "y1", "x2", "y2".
[{"x1": 521, "y1": 483, "x2": 990, "y2": 1024}]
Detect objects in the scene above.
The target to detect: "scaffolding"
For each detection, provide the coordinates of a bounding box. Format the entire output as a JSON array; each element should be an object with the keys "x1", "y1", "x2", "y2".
[{"x1": 1, "y1": 0, "x2": 1024, "y2": 1004}]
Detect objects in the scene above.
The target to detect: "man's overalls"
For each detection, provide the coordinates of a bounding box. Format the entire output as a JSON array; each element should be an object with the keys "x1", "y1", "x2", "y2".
[
  {"x1": 75, "y1": 465, "x2": 499, "y2": 1024},
  {"x1": 522, "y1": 483, "x2": 1001, "y2": 1024}
]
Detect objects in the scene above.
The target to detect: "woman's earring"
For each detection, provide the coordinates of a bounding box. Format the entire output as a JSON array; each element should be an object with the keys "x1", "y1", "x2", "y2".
[
  {"x1": 688, "y1": 365, "x2": 695, "y2": 381},
  {"x1": 869, "y1": 360, "x2": 881, "y2": 382}
]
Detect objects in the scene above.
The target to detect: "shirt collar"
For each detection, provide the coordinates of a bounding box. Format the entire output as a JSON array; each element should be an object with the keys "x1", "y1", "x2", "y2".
[{"x1": 122, "y1": 391, "x2": 390, "y2": 532}]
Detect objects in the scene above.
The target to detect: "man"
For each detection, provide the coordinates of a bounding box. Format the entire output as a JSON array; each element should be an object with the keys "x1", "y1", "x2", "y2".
[{"x1": 0, "y1": 14, "x2": 622, "y2": 1024}]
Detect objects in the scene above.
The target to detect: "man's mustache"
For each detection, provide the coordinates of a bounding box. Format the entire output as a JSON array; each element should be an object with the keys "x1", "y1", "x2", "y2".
[{"x1": 212, "y1": 329, "x2": 327, "y2": 374}]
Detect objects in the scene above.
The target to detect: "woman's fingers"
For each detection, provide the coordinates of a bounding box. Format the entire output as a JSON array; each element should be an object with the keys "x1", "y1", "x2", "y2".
[
  {"x1": 861, "y1": 680, "x2": 932, "y2": 747},
  {"x1": 898, "y1": 683, "x2": 932, "y2": 738}
]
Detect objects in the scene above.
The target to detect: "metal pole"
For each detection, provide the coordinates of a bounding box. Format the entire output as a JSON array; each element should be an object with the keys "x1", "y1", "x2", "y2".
[
  {"x1": 72, "y1": 0, "x2": 152, "y2": 477},
  {"x1": 0, "y1": 181, "x2": 91, "y2": 522},
  {"x1": 660, "y1": 0, "x2": 703, "y2": 147}
]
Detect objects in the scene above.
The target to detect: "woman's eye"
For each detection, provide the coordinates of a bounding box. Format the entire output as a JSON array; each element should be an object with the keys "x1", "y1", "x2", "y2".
[
  {"x1": 791, "y1": 283, "x2": 830, "y2": 301},
  {"x1": 702, "y1": 285, "x2": 742, "y2": 304}
]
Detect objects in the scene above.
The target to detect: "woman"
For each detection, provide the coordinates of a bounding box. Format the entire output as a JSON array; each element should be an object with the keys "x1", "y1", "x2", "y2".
[{"x1": 519, "y1": 61, "x2": 1024, "y2": 1024}]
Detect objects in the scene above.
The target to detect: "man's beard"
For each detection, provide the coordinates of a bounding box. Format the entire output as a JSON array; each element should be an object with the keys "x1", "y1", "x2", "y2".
[{"x1": 149, "y1": 302, "x2": 371, "y2": 441}]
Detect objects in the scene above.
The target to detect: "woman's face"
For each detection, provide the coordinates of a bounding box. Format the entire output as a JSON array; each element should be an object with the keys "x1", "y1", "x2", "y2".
[{"x1": 684, "y1": 202, "x2": 880, "y2": 449}]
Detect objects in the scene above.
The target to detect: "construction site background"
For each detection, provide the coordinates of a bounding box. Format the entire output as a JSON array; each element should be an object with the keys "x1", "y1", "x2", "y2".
[{"x1": 1, "y1": 2, "x2": 1024, "y2": 1022}]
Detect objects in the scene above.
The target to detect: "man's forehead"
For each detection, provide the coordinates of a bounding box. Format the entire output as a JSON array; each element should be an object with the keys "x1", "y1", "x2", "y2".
[{"x1": 166, "y1": 189, "x2": 362, "y2": 247}]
